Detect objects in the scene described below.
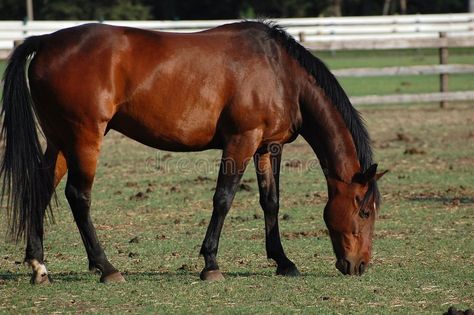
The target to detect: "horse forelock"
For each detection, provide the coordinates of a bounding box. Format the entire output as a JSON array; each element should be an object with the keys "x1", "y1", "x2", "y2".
[{"x1": 367, "y1": 180, "x2": 381, "y2": 213}]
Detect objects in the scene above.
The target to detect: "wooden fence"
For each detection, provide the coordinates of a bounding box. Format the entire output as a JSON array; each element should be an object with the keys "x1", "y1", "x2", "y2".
[{"x1": 1, "y1": 13, "x2": 474, "y2": 106}]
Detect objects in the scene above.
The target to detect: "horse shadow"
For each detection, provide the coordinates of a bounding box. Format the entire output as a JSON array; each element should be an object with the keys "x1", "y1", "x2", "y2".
[
  {"x1": 0, "y1": 269, "x2": 334, "y2": 283},
  {"x1": 408, "y1": 195, "x2": 474, "y2": 204}
]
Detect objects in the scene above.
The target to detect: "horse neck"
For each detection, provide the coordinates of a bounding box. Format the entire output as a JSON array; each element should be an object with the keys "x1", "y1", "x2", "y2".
[{"x1": 300, "y1": 83, "x2": 360, "y2": 183}]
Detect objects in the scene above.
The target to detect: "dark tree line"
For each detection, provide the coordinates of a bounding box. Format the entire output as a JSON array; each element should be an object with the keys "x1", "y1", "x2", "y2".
[{"x1": 0, "y1": 0, "x2": 470, "y2": 21}]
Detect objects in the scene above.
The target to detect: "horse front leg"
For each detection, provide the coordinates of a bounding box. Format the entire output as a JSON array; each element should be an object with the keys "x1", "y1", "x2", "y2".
[
  {"x1": 199, "y1": 130, "x2": 262, "y2": 281},
  {"x1": 254, "y1": 146, "x2": 300, "y2": 276},
  {"x1": 25, "y1": 144, "x2": 67, "y2": 284}
]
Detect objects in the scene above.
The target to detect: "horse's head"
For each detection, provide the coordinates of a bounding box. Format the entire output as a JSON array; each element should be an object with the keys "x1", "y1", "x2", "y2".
[{"x1": 324, "y1": 164, "x2": 386, "y2": 276}]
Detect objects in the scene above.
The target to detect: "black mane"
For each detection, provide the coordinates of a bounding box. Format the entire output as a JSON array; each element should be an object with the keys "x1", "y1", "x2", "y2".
[{"x1": 262, "y1": 21, "x2": 381, "y2": 207}]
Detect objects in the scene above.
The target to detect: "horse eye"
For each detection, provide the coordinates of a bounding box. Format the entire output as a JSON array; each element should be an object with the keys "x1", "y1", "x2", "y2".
[
  {"x1": 359, "y1": 209, "x2": 370, "y2": 219},
  {"x1": 355, "y1": 196, "x2": 362, "y2": 204}
]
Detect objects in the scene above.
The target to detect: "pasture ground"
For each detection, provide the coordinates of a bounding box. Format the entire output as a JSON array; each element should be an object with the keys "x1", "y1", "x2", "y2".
[{"x1": 0, "y1": 49, "x2": 473, "y2": 314}]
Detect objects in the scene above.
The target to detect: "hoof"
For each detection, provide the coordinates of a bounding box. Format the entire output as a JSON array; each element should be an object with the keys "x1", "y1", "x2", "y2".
[
  {"x1": 200, "y1": 269, "x2": 225, "y2": 281},
  {"x1": 89, "y1": 264, "x2": 100, "y2": 274},
  {"x1": 100, "y1": 272, "x2": 126, "y2": 284},
  {"x1": 29, "y1": 260, "x2": 52, "y2": 285},
  {"x1": 30, "y1": 272, "x2": 52, "y2": 285},
  {"x1": 276, "y1": 264, "x2": 301, "y2": 277}
]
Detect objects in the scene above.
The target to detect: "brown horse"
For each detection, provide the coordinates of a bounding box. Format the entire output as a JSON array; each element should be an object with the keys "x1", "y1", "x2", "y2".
[{"x1": 1, "y1": 21, "x2": 385, "y2": 284}]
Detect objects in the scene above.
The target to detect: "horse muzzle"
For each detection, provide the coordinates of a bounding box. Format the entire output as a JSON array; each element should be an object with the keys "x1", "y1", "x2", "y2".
[{"x1": 335, "y1": 258, "x2": 367, "y2": 276}]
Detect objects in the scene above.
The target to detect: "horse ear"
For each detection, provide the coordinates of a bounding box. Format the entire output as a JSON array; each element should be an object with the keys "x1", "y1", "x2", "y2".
[
  {"x1": 375, "y1": 169, "x2": 389, "y2": 181},
  {"x1": 352, "y1": 163, "x2": 376, "y2": 184},
  {"x1": 352, "y1": 164, "x2": 380, "y2": 184},
  {"x1": 363, "y1": 164, "x2": 378, "y2": 183}
]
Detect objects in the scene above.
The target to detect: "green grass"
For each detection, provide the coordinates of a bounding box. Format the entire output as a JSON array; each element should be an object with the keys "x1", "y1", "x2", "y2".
[
  {"x1": 0, "y1": 51, "x2": 473, "y2": 313},
  {"x1": 339, "y1": 74, "x2": 474, "y2": 96},
  {"x1": 316, "y1": 48, "x2": 474, "y2": 96},
  {"x1": 317, "y1": 48, "x2": 474, "y2": 69},
  {"x1": 1, "y1": 104, "x2": 473, "y2": 314},
  {"x1": 0, "y1": 61, "x2": 5, "y2": 76}
]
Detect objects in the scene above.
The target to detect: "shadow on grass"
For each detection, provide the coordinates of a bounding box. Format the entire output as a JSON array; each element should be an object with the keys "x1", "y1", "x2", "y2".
[
  {"x1": 408, "y1": 195, "x2": 474, "y2": 204},
  {"x1": 0, "y1": 271, "x2": 94, "y2": 283},
  {"x1": 206, "y1": 270, "x2": 332, "y2": 279},
  {"x1": 0, "y1": 269, "x2": 335, "y2": 283},
  {"x1": 0, "y1": 271, "x2": 24, "y2": 281},
  {"x1": 124, "y1": 270, "x2": 333, "y2": 281}
]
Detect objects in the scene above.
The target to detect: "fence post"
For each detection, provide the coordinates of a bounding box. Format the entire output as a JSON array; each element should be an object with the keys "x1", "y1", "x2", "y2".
[
  {"x1": 439, "y1": 32, "x2": 448, "y2": 108},
  {"x1": 14, "y1": 40, "x2": 23, "y2": 48},
  {"x1": 26, "y1": 0, "x2": 34, "y2": 21},
  {"x1": 22, "y1": 17, "x2": 28, "y2": 37},
  {"x1": 298, "y1": 32, "x2": 306, "y2": 43}
]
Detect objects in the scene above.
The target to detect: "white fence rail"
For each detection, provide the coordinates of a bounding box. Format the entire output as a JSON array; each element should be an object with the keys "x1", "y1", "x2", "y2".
[
  {"x1": 1, "y1": 14, "x2": 474, "y2": 106},
  {"x1": 1, "y1": 13, "x2": 474, "y2": 57}
]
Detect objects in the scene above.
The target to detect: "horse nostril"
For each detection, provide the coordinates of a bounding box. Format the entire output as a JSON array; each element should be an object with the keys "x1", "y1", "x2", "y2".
[
  {"x1": 358, "y1": 262, "x2": 366, "y2": 275},
  {"x1": 344, "y1": 259, "x2": 352, "y2": 274},
  {"x1": 336, "y1": 259, "x2": 352, "y2": 275}
]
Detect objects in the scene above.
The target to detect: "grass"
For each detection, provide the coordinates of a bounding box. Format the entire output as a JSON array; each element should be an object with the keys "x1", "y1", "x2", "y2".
[
  {"x1": 0, "y1": 62, "x2": 6, "y2": 78},
  {"x1": 317, "y1": 48, "x2": 474, "y2": 69},
  {"x1": 0, "y1": 49, "x2": 473, "y2": 314},
  {"x1": 317, "y1": 48, "x2": 474, "y2": 96}
]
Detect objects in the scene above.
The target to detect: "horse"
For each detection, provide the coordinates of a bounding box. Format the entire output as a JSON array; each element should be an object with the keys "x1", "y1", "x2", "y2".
[{"x1": 1, "y1": 21, "x2": 386, "y2": 284}]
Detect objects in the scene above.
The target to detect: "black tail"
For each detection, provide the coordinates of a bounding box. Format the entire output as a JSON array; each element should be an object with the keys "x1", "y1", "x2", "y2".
[{"x1": 1, "y1": 36, "x2": 54, "y2": 241}]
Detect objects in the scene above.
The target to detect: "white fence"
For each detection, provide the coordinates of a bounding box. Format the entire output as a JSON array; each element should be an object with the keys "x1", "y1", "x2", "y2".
[
  {"x1": 1, "y1": 13, "x2": 474, "y2": 57},
  {"x1": 1, "y1": 13, "x2": 474, "y2": 106}
]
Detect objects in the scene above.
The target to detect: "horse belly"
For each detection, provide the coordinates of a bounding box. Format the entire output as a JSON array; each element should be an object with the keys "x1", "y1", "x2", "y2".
[{"x1": 109, "y1": 103, "x2": 222, "y2": 152}]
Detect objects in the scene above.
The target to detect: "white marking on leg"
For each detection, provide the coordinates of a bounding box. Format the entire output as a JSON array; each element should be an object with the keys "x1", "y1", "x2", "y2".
[{"x1": 30, "y1": 259, "x2": 49, "y2": 282}]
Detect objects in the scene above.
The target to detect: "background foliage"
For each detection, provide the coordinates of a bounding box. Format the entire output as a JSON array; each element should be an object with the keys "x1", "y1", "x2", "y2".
[{"x1": 0, "y1": 0, "x2": 470, "y2": 21}]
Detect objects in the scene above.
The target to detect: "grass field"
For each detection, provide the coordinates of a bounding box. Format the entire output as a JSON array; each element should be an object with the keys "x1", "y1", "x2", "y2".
[{"x1": 0, "y1": 49, "x2": 473, "y2": 314}]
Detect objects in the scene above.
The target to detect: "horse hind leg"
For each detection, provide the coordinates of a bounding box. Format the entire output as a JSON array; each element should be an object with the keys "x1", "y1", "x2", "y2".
[
  {"x1": 63, "y1": 131, "x2": 124, "y2": 283},
  {"x1": 26, "y1": 143, "x2": 67, "y2": 284}
]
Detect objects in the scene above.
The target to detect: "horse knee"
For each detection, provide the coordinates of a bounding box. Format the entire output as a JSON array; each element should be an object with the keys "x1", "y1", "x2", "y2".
[
  {"x1": 260, "y1": 195, "x2": 279, "y2": 215},
  {"x1": 65, "y1": 183, "x2": 91, "y2": 211},
  {"x1": 213, "y1": 189, "x2": 232, "y2": 215}
]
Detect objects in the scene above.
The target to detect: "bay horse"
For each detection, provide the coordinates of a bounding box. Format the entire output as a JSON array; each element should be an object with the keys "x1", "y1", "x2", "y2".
[{"x1": 1, "y1": 21, "x2": 385, "y2": 284}]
